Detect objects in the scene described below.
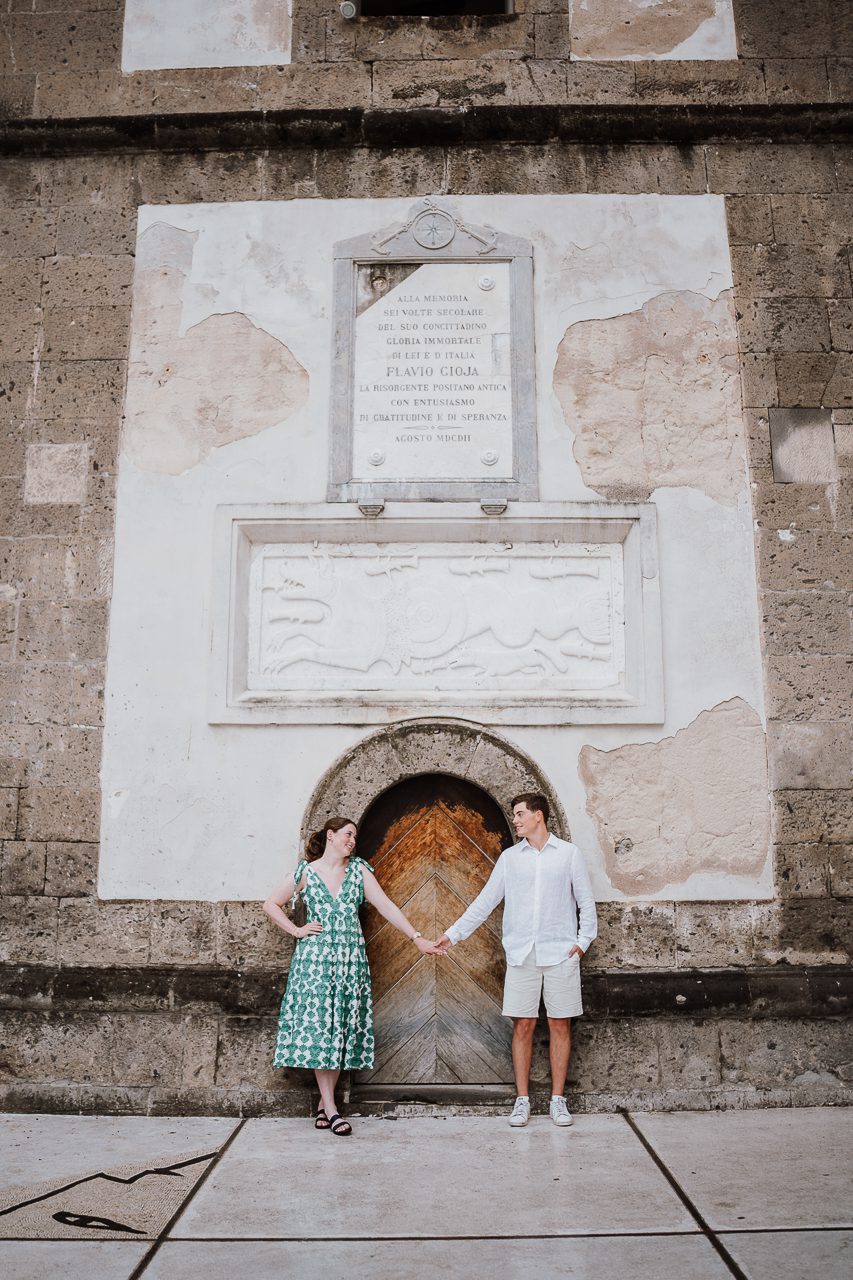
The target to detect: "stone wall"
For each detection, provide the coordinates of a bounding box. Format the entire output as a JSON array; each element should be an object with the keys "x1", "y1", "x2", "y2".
[{"x1": 0, "y1": 0, "x2": 851, "y2": 1111}]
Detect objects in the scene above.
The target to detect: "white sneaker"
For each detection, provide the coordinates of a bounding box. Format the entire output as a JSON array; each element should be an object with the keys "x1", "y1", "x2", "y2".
[
  {"x1": 549, "y1": 1096, "x2": 574, "y2": 1127},
  {"x1": 508, "y1": 1096, "x2": 531, "y2": 1127}
]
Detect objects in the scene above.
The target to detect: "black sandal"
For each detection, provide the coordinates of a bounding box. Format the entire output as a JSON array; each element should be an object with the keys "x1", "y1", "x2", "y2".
[
  {"x1": 327, "y1": 1113, "x2": 352, "y2": 1137},
  {"x1": 314, "y1": 1107, "x2": 331, "y2": 1130}
]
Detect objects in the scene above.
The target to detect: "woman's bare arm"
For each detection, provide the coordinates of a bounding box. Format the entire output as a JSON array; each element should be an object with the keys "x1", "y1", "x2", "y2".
[
  {"x1": 262, "y1": 871, "x2": 322, "y2": 939},
  {"x1": 362, "y1": 867, "x2": 441, "y2": 954}
]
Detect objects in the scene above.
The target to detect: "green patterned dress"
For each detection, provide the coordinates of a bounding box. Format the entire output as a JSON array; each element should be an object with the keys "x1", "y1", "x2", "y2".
[{"x1": 273, "y1": 856, "x2": 375, "y2": 1071}]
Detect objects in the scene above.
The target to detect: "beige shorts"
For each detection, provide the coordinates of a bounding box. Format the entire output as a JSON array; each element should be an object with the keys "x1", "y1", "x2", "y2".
[{"x1": 502, "y1": 948, "x2": 583, "y2": 1019}]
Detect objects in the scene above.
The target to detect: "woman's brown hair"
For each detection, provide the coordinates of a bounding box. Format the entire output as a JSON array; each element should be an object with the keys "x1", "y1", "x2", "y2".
[{"x1": 305, "y1": 816, "x2": 357, "y2": 862}]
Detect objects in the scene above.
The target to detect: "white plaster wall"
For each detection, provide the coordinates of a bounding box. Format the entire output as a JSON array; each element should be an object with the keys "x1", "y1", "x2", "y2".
[
  {"x1": 568, "y1": 0, "x2": 737, "y2": 61},
  {"x1": 122, "y1": 0, "x2": 291, "y2": 72},
  {"x1": 101, "y1": 194, "x2": 768, "y2": 903}
]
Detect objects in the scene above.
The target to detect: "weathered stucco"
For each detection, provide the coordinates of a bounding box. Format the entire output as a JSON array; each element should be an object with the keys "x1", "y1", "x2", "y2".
[
  {"x1": 122, "y1": 0, "x2": 291, "y2": 72},
  {"x1": 569, "y1": 0, "x2": 736, "y2": 60},
  {"x1": 554, "y1": 290, "x2": 746, "y2": 505},
  {"x1": 123, "y1": 224, "x2": 308, "y2": 475},
  {"x1": 578, "y1": 699, "x2": 771, "y2": 895}
]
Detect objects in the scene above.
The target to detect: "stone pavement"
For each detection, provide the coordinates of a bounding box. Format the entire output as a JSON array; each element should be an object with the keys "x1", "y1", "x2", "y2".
[{"x1": 0, "y1": 1109, "x2": 850, "y2": 1279}]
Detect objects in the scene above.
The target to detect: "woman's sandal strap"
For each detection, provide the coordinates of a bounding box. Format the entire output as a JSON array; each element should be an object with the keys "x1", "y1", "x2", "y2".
[
  {"x1": 314, "y1": 1108, "x2": 331, "y2": 1129},
  {"x1": 327, "y1": 1113, "x2": 352, "y2": 1136}
]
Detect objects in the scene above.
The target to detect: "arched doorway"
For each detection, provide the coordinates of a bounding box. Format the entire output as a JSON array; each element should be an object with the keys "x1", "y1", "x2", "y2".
[{"x1": 356, "y1": 773, "x2": 515, "y2": 1088}]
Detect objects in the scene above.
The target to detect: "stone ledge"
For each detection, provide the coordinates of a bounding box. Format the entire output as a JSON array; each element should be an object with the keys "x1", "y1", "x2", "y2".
[
  {"x1": 3, "y1": 962, "x2": 850, "y2": 1018},
  {"x1": 2, "y1": 102, "x2": 852, "y2": 157}
]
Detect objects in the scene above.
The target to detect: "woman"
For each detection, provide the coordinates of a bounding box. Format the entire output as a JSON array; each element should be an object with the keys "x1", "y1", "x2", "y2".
[{"x1": 263, "y1": 815, "x2": 440, "y2": 1136}]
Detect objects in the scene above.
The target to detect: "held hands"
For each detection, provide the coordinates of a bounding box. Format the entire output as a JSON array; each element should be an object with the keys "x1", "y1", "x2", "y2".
[
  {"x1": 295, "y1": 921, "x2": 323, "y2": 939},
  {"x1": 414, "y1": 936, "x2": 444, "y2": 956},
  {"x1": 434, "y1": 935, "x2": 453, "y2": 955}
]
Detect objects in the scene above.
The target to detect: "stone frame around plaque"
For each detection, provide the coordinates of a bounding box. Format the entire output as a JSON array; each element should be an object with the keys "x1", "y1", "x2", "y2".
[
  {"x1": 327, "y1": 197, "x2": 538, "y2": 504},
  {"x1": 208, "y1": 502, "x2": 663, "y2": 727}
]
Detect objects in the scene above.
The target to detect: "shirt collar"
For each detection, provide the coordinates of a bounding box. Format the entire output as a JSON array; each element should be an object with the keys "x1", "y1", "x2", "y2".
[{"x1": 519, "y1": 832, "x2": 557, "y2": 852}]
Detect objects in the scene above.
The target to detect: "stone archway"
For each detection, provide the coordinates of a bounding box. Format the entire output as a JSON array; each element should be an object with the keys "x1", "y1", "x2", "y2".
[{"x1": 301, "y1": 718, "x2": 567, "y2": 842}]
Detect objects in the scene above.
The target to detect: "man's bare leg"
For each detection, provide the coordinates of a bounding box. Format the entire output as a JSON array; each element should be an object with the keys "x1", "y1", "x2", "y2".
[
  {"x1": 547, "y1": 1017, "x2": 571, "y2": 1096},
  {"x1": 511, "y1": 1017, "x2": 537, "y2": 1096}
]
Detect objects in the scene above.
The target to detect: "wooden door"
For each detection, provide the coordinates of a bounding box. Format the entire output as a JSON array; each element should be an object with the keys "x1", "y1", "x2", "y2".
[{"x1": 357, "y1": 775, "x2": 514, "y2": 1085}]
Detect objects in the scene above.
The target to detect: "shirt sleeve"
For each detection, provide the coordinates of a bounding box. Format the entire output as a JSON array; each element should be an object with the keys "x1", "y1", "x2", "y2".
[
  {"x1": 444, "y1": 854, "x2": 506, "y2": 945},
  {"x1": 572, "y1": 848, "x2": 598, "y2": 953}
]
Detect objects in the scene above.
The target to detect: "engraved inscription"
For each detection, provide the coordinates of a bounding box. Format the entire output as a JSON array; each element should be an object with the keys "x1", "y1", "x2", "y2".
[
  {"x1": 351, "y1": 261, "x2": 514, "y2": 482},
  {"x1": 248, "y1": 542, "x2": 624, "y2": 694}
]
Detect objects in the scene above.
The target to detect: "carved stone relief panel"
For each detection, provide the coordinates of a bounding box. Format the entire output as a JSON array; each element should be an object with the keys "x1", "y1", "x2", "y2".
[
  {"x1": 210, "y1": 504, "x2": 663, "y2": 726},
  {"x1": 329, "y1": 198, "x2": 537, "y2": 504}
]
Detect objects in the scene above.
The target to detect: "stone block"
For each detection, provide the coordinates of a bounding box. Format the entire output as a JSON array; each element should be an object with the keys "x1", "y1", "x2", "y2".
[
  {"x1": 0, "y1": 1011, "x2": 114, "y2": 1083},
  {"x1": 774, "y1": 842, "x2": 831, "y2": 897},
  {"x1": 23, "y1": 442, "x2": 88, "y2": 505},
  {"x1": 742, "y1": 408, "x2": 773, "y2": 480},
  {"x1": 720, "y1": 1018, "x2": 853, "y2": 1089},
  {"x1": 0, "y1": 71, "x2": 35, "y2": 118},
  {"x1": 828, "y1": 301, "x2": 853, "y2": 354},
  {"x1": 0, "y1": 895, "x2": 57, "y2": 962},
  {"x1": 634, "y1": 60, "x2": 765, "y2": 105},
  {"x1": 0, "y1": 534, "x2": 112, "y2": 601},
  {"x1": 110, "y1": 1013, "x2": 186, "y2": 1086},
  {"x1": 27, "y1": 724, "x2": 103, "y2": 790},
  {"x1": 828, "y1": 58, "x2": 853, "y2": 102},
  {"x1": 390, "y1": 721, "x2": 479, "y2": 782},
  {"x1": 44, "y1": 840, "x2": 97, "y2": 896},
  {"x1": 534, "y1": 14, "x2": 571, "y2": 59},
  {"x1": 0, "y1": 367, "x2": 34, "y2": 423},
  {"x1": 314, "y1": 147, "x2": 446, "y2": 200},
  {"x1": 0, "y1": 158, "x2": 42, "y2": 209},
  {"x1": 0, "y1": 261, "x2": 41, "y2": 311},
  {"x1": 772, "y1": 788, "x2": 853, "y2": 843},
  {"x1": 0, "y1": 307, "x2": 42, "y2": 361},
  {"x1": 0, "y1": 599, "x2": 15, "y2": 660},
  {"x1": 214, "y1": 1015, "x2": 282, "y2": 1090},
  {"x1": 569, "y1": 1020, "x2": 660, "y2": 1094},
  {"x1": 16, "y1": 599, "x2": 108, "y2": 662},
  {"x1": 0, "y1": 839, "x2": 46, "y2": 894},
  {"x1": 149, "y1": 902, "x2": 217, "y2": 965},
  {"x1": 563, "y1": 61, "x2": 637, "y2": 104},
  {"x1": 835, "y1": 144, "x2": 853, "y2": 193},
  {"x1": 768, "y1": 721, "x2": 853, "y2": 790},
  {"x1": 674, "y1": 903, "x2": 756, "y2": 968},
  {"x1": 776, "y1": 353, "x2": 853, "y2": 410},
  {"x1": 58, "y1": 899, "x2": 150, "y2": 966},
  {"x1": 706, "y1": 143, "x2": 836, "y2": 195},
  {"x1": 422, "y1": 15, "x2": 534, "y2": 61},
  {"x1": 770, "y1": 194, "x2": 853, "y2": 246},
  {"x1": 216, "y1": 901, "x2": 286, "y2": 968},
  {"x1": 734, "y1": 0, "x2": 836, "y2": 59},
  {"x1": 758, "y1": 529, "x2": 853, "y2": 591},
  {"x1": 751, "y1": 481, "x2": 833, "y2": 530},
  {"x1": 41, "y1": 255, "x2": 133, "y2": 307},
  {"x1": 585, "y1": 903, "x2": 677, "y2": 970},
  {"x1": 0, "y1": 208, "x2": 56, "y2": 259},
  {"x1": 179, "y1": 1013, "x2": 219, "y2": 1087},
  {"x1": 762, "y1": 591, "x2": 852, "y2": 657},
  {"x1": 134, "y1": 152, "x2": 268, "y2": 206},
  {"x1": 731, "y1": 244, "x2": 852, "y2": 299},
  {"x1": 257, "y1": 63, "x2": 372, "y2": 111},
  {"x1": 0, "y1": 786, "x2": 17, "y2": 837},
  {"x1": 42, "y1": 305, "x2": 131, "y2": 361},
  {"x1": 80, "y1": 469, "x2": 116, "y2": 535},
  {"x1": 763, "y1": 58, "x2": 831, "y2": 103},
  {"x1": 371, "y1": 59, "x2": 511, "y2": 109},
  {"x1": 737, "y1": 299, "x2": 831, "y2": 355},
  {"x1": 775, "y1": 898, "x2": 853, "y2": 963},
  {"x1": 582, "y1": 144, "x2": 706, "y2": 194},
  {"x1": 40, "y1": 154, "x2": 136, "y2": 209},
  {"x1": 766, "y1": 654, "x2": 853, "y2": 722},
  {"x1": 725, "y1": 195, "x2": 773, "y2": 246},
  {"x1": 739, "y1": 354, "x2": 778, "y2": 408},
  {"x1": 446, "y1": 143, "x2": 586, "y2": 194},
  {"x1": 769, "y1": 408, "x2": 838, "y2": 483},
  {"x1": 509, "y1": 59, "x2": 571, "y2": 106},
  {"x1": 32, "y1": 359, "x2": 125, "y2": 420},
  {"x1": 0, "y1": 478, "x2": 81, "y2": 539},
  {"x1": 657, "y1": 1022, "x2": 722, "y2": 1089},
  {"x1": 17, "y1": 785, "x2": 100, "y2": 841},
  {"x1": 828, "y1": 843, "x2": 853, "y2": 896},
  {"x1": 4, "y1": 11, "x2": 123, "y2": 73}
]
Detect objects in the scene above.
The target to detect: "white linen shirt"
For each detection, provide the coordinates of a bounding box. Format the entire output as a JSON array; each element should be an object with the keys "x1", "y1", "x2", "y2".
[{"x1": 444, "y1": 833, "x2": 598, "y2": 967}]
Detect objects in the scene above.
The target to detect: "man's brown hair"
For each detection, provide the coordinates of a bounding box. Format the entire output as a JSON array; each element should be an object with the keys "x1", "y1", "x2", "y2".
[{"x1": 510, "y1": 792, "x2": 550, "y2": 824}]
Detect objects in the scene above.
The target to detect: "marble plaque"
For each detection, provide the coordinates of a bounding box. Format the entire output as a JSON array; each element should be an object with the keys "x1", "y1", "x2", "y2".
[
  {"x1": 210, "y1": 504, "x2": 664, "y2": 725},
  {"x1": 351, "y1": 261, "x2": 514, "y2": 482},
  {"x1": 329, "y1": 198, "x2": 538, "y2": 503}
]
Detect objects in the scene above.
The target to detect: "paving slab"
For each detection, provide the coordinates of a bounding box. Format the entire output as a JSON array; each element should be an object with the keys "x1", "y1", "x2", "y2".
[
  {"x1": 0, "y1": 1114, "x2": 237, "y2": 1188},
  {"x1": 174, "y1": 1116, "x2": 697, "y2": 1239},
  {"x1": 633, "y1": 1109, "x2": 853, "y2": 1230},
  {"x1": 150, "y1": 1235, "x2": 731, "y2": 1279},
  {"x1": 719, "y1": 1230, "x2": 853, "y2": 1280},
  {"x1": 0, "y1": 1240, "x2": 148, "y2": 1279}
]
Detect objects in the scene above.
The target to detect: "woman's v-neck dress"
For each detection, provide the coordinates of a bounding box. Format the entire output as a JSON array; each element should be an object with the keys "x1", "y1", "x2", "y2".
[{"x1": 273, "y1": 856, "x2": 375, "y2": 1071}]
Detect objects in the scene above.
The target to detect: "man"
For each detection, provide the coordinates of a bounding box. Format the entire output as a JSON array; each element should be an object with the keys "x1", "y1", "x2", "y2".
[{"x1": 436, "y1": 793, "x2": 597, "y2": 1128}]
